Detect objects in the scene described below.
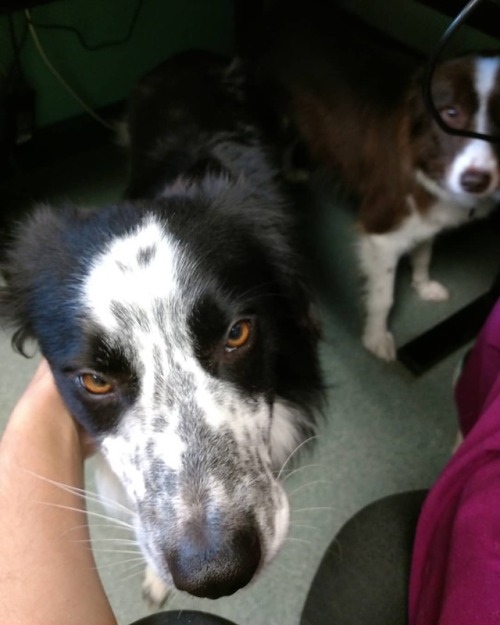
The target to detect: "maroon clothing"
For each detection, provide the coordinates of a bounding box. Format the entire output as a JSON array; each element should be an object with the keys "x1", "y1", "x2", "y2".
[{"x1": 410, "y1": 300, "x2": 500, "y2": 624}]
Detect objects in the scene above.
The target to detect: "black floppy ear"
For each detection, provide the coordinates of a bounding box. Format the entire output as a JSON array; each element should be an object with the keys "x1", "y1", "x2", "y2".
[{"x1": 0, "y1": 204, "x2": 73, "y2": 356}]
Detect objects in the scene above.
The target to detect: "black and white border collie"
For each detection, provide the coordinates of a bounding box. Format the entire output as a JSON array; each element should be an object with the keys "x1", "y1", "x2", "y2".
[
  {"x1": 0, "y1": 51, "x2": 323, "y2": 604},
  {"x1": 260, "y1": 8, "x2": 500, "y2": 360}
]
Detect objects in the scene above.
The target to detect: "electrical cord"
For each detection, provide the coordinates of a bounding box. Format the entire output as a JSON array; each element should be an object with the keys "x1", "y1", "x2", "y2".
[
  {"x1": 422, "y1": 0, "x2": 500, "y2": 143},
  {"x1": 24, "y1": 9, "x2": 115, "y2": 132},
  {"x1": 25, "y1": 0, "x2": 144, "y2": 52}
]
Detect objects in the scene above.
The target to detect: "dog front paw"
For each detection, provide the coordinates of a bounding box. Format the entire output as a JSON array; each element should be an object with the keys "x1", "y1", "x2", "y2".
[
  {"x1": 142, "y1": 565, "x2": 171, "y2": 609},
  {"x1": 362, "y1": 330, "x2": 396, "y2": 361},
  {"x1": 413, "y1": 279, "x2": 449, "y2": 302}
]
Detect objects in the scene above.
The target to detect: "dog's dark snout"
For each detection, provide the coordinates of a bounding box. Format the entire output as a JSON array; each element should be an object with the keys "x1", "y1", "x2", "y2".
[
  {"x1": 460, "y1": 169, "x2": 492, "y2": 194},
  {"x1": 167, "y1": 520, "x2": 262, "y2": 599}
]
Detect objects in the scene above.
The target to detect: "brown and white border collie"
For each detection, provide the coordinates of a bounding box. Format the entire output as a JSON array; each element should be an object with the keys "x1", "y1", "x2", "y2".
[{"x1": 260, "y1": 8, "x2": 500, "y2": 360}]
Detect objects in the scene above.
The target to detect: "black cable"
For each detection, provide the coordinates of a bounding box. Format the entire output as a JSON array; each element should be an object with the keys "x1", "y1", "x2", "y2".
[
  {"x1": 422, "y1": 0, "x2": 500, "y2": 143},
  {"x1": 26, "y1": 0, "x2": 144, "y2": 52}
]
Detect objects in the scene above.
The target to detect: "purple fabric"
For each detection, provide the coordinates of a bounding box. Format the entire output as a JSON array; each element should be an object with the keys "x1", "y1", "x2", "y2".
[{"x1": 409, "y1": 299, "x2": 500, "y2": 625}]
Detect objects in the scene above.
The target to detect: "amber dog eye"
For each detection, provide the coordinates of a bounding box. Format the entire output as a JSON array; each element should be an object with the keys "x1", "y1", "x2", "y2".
[
  {"x1": 225, "y1": 320, "x2": 252, "y2": 350},
  {"x1": 79, "y1": 373, "x2": 113, "y2": 395},
  {"x1": 440, "y1": 105, "x2": 466, "y2": 129}
]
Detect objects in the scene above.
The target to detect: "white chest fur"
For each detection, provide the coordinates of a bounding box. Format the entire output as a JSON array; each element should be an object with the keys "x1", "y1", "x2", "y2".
[{"x1": 359, "y1": 177, "x2": 498, "y2": 361}]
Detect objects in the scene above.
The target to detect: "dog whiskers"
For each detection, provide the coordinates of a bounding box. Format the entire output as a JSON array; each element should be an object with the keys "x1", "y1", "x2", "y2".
[
  {"x1": 280, "y1": 463, "x2": 329, "y2": 482},
  {"x1": 90, "y1": 548, "x2": 143, "y2": 555},
  {"x1": 78, "y1": 537, "x2": 138, "y2": 546},
  {"x1": 71, "y1": 522, "x2": 134, "y2": 534},
  {"x1": 94, "y1": 556, "x2": 146, "y2": 572},
  {"x1": 39, "y1": 501, "x2": 135, "y2": 531},
  {"x1": 292, "y1": 506, "x2": 335, "y2": 514},
  {"x1": 72, "y1": 487, "x2": 135, "y2": 517},
  {"x1": 284, "y1": 536, "x2": 315, "y2": 546},
  {"x1": 23, "y1": 468, "x2": 137, "y2": 535},
  {"x1": 288, "y1": 522, "x2": 319, "y2": 532},
  {"x1": 276, "y1": 434, "x2": 318, "y2": 480},
  {"x1": 287, "y1": 479, "x2": 334, "y2": 498},
  {"x1": 24, "y1": 469, "x2": 135, "y2": 517},
  {"x1": 116, "y1": 562, "x2": 150, "y2": 585}
]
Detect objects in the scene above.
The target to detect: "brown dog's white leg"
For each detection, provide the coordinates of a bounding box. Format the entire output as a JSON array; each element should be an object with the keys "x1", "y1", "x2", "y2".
[
  {"x1": 359, "y1": 234, "x2": 399, "y2": 361},
  {"x1": 410, "y1": 240, "x2": 449, "y2": 301}
]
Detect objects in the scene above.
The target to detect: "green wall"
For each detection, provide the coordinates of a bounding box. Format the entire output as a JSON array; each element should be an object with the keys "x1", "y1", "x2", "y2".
[
  {"x1": 3, "y1": 0, "x2": 497, "y2": 131},
  {"x1": 1, "y1": 0, "x2": 234, "y2": 128}
]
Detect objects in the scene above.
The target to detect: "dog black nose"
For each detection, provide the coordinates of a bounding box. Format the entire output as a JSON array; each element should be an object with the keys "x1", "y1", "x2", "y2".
[
  {"x1": 166, "y1": 521, "x2": 261, "y2": 599},
  {"x1": 460, "y1": 169, "x2": 492, "y2": 194}
]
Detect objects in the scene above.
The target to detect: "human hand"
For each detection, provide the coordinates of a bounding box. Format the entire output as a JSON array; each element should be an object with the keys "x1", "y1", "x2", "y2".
[
  {"x1": 2, "y1": 358, "x2": 95, "y2": 460},
  {"x1": 0, "y1": 359, "x2": 115, "y2": 625}
]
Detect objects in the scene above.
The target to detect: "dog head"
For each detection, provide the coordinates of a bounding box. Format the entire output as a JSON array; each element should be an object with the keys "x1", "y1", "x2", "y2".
[
  {"x1": 409, "y1": 53, "x2": 500, "y2": 204},
  {"x1": 0, "y1": 181, "x2": 322, "y2": 599}
]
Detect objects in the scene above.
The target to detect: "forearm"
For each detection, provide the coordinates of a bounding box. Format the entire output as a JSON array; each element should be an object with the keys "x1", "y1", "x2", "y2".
[{"x1": 0, "y1": 369, "x2": 117, "y2": 625}]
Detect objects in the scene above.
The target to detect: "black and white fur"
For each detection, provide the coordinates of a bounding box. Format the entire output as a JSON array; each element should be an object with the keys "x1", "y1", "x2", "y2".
[{"x1": 0, "y1": 51, "x2": 323, "y2": 604}]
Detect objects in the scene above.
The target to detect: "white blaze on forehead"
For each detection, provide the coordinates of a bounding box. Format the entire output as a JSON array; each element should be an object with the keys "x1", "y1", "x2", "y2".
[
  {"x1": 475, "y1": 57, "x2": 500, "y2": 134},
  {"x1": 469, "y1": 57, "x2": 499, "y2": 165},
  {"x1": 83, "y1": 216, "x2": 182, "y2": 331}
]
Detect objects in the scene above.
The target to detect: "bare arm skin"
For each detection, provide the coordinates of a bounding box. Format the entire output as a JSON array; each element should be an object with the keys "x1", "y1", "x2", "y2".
[{"x1": 0, "y1": 360, "x2": 117, "y2": 625}]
